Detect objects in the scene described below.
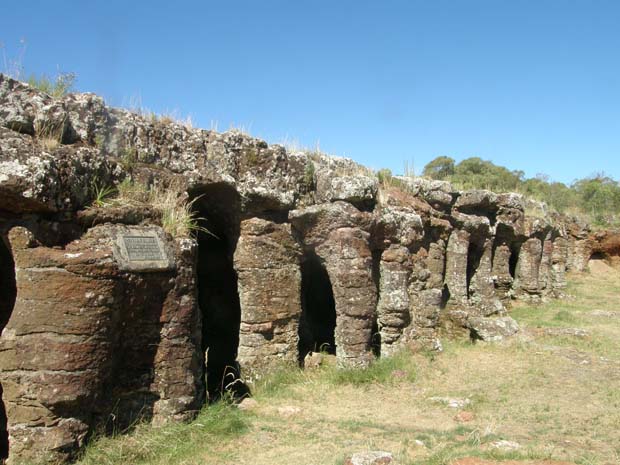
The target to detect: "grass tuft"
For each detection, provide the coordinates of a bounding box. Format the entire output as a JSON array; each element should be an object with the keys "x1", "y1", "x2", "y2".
[
  {"x1": 325, "y1": 351, "x2": 417, "y2": 386},
  {"x1": 27, "y1": 72, "x2": 76, "y2": 98},
  {"x1": 78, "y1": 402, "x2": 247, "y2": 465}
]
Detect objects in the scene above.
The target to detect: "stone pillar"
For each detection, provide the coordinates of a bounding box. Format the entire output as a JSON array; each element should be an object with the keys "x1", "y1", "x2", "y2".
[
  {"x1": 234, "y1": 219, "x2": 302, "y2": 373},
  {"x1": 538, "y1": 236, "x2": 553, "y2": 295},
  {"x1": 515, "y1": 237, "x2": 543, "y2": 297},
  {"x1": 469, "y1": 237, "x2": 503, "y2": 315},
  {"x1": 0, "y1": 226, "x2": 204, "y2": 464},
  {"x1": 551, "y1": 236, "x2": 568, "y2": 296},
  {"x1": 151, "y1": 238, "x2": 203, "y2": 425},
  {"x1": 376, "y1": 245, "x2": 410, "y2": 355},
  {"x1": 444, "y1": 229, "x2": 469, "y2": 305},
  {"x1": 317, "y1": 227, "x2": 376, "y2": 368},
  {"x1": 0, "y1": 227, "x2": 122, "y2": 463},
  {"x1": 491, "y1": 241, "x2": 513, "y2": 301},
  {"x1": 568, "y1": 238, "x2": 593, "y2": 272},
  {"x1": 405, "y1": 239, "x2": 446, "y2": 351}
]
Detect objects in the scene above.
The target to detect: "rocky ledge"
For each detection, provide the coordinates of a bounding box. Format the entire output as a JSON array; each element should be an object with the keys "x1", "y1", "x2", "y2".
[{"x1": 0, "y1": 74, "x2": 598, "y2": 463}]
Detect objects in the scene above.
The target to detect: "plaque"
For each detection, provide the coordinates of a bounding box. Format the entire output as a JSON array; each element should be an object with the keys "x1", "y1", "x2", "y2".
[
  {"x1": 123, "y1": 235, "x2": 164, "y2": 261},
  {"x1": 112, "y1": 227, "x2": 173, "y2": 272}
]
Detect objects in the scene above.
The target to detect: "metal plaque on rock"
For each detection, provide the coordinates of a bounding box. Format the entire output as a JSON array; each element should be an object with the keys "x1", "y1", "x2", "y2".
[
  {"x1": 123, "y1": 236, "x2": 164, "y2": 261},
  {"x1": 112, "y1": 227, "x2": 174, "y2": 272}
]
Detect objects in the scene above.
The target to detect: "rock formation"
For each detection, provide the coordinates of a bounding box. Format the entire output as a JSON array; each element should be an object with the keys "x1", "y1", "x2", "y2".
[{"x1": 0, "y1": 74, "x2": 596, "y2": 463}]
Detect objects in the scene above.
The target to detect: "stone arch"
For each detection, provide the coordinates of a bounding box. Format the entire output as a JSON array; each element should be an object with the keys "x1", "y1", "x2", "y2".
[
  {"x1": 190, "y1": 183, "x2": 245, "y2": 400},
  {"x1": 0, "y1": 234, "x2": 15, "y2": 460},
  {"x1": 298, "y1": 252, "x2": 337, "y2": 362}
]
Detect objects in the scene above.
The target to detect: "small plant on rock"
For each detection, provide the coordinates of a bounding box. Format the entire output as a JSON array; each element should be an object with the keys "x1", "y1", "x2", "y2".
[
  {"x1": 27, "y1": 72, "x2": 76, "y2": 98},
  {"x1": 91, "y1": 180, "x2": 116, "y2": 207}
]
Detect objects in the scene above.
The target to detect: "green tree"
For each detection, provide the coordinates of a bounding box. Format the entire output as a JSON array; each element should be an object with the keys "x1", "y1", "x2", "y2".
[{"x1": 422, "y1": 156, "x2": 455, "y2": 180}]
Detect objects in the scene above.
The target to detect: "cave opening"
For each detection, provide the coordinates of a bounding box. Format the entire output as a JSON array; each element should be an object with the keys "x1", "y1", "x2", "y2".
[
  {"x1": 370, "y1": 249, "x2": 382, "y2": 357},
  {"x1": 191, "y1": 184, "x2": 247, "y2": 401},
  {"x1": 0, "y1": 235, "x2": 16, "y2": 460},
  {"x1": 466, "y1": 240, "x2": 484, "y2": 297},
  {"x1": 590, "y1": 251, "x2": 606, "y2": 261},
  {"x1": 508, "y1": 242, "x2": 521, "y2": 279},
  {"x1": 298, "y1": 253, "x2": 337, "y2": 364}
]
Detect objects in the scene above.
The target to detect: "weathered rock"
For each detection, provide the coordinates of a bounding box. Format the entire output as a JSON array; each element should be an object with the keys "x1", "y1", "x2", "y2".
[
  {"x1": 235, "y1": 218, "x2": 302, "y2": 373},
  {"x1": 0, "y1": 225, "x2": 202, "y2": 463},
  {"x1": 515, "y1": 237, "x2": 543, "y2": 298},
  {"x1": 429, "y1": 397, "x2": 472, "y2": 408},
  {"x1": 344, "y1": 451, "x2": 395, "y2": 465},
  {"x1": 445, "y1": 229, "x2": 470, "y2": 305},
  {"x1": 454, "y1": 411, "x2": 475, "y2": 422},
  {"x1": 0, "y1": 75, "x2": 594, "y2": 463},
  {"x1": 469, "y1": 316, "x2": 519, "y2": 342},
  {"x1": 376, "y1": 245, "x2": 411, "y2": 354}
]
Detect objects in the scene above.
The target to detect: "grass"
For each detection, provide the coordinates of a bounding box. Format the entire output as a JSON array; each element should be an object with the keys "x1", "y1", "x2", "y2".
[
  {"x1": 88, "y1": 179, "x2": 211, "y2": 238},
  {"x1": 73, "y1": 267, "x2": 620, "y2": 465},
  {"x1": 27, "y1": 72, "x2": 76, "y2": 98},
  {"x1": 78, "y1": 402, "x2": 247, "y2": 465}
]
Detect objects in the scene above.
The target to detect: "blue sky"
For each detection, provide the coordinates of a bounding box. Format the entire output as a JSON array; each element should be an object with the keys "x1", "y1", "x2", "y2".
[{"x1": 2, "y1": 0, "x2": 619, "y2": 184}]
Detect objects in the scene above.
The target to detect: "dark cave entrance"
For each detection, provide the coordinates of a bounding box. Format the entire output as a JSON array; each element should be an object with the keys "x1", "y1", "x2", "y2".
[
  {"x1": 508, "y1": 242, "x2": 521, "y2": 279},
  {"x1": 0, "y1": 235, "x2": 16, "y2": 459},
  {"x1": 466, "y1": 240, "x2": 485, "y2": 297},
  {"x1": 298, "y1": 253, "x2": 337, "y2": 363},
  {"x1": 191, "y1": 184, "x2": 247, "y2": 401}
]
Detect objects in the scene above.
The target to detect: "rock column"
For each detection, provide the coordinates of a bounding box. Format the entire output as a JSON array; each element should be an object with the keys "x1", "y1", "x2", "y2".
[
  {"x1": 317, "y1": 228, "x2": 376, "y2": 368},
  {"x1": 234, "y1": 219, "x2": 302, "y2": 373}
]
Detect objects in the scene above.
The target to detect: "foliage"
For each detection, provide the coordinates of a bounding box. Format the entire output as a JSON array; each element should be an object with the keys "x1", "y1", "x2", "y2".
[
  {"x1": 573, "y1": 174, "x2": 620, "y2": 226},
  {"x1": 27, "y1": 72, "x2": 76, "y2": 98},
  {"x1": 422, "y1": 155, "x2": 455, "y2": 180},
  {"x1": 376, "y1": 168, "x2": 393, "y2": 186},
  {"x1": 422, "y1": 156, "x2": 620, "y2": 226},
  {"x1": 303, "y1": 160, "x2": 316, "y2": 189},
  {"x1": 91, "y1": 181, "x2": 117, "y2": 207}
]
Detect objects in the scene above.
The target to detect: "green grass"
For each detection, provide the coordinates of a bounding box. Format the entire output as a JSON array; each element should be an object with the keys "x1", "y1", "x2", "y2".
[
  {"x1": 325, "y1": 351, "x2": 417, "y2": 386},
  {"x1": 78, "y1": 402, "x2": 247, "y2": 465}
]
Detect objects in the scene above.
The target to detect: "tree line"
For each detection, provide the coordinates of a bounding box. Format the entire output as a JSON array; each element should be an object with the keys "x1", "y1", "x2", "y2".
[{"x1": 421, "y1": 156, "x2": 620, "y2": 227}]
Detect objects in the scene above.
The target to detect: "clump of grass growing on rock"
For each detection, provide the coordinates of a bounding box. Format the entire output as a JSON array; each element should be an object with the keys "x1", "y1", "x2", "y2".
[
  {"x1": 34, "y1": 116, "x2": 67, "y2": 151},
  {"x1": 27, "y1": 72, "x2": 76, "y2": 98},
  {"x1": 91, "y1": 180, "x2": 117, "y2": 207},
  {"x1": 87, "y1": 180, "x2": 211, "y2": 238},
  {"x1": 150, "y1": 187, "x2": 209, "y2": 238}
]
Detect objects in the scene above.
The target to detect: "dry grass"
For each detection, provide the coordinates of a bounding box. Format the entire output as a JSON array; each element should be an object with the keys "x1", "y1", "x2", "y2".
[
  {"x1": 89, "y1": 180, "x2": 208, "y2": 238},
  {"x1": 77, "y1": 268, "x2": 620, "y2": 465}
]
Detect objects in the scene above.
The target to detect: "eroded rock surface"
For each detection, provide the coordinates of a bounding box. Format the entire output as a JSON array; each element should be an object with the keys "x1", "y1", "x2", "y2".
[{"x1": 0, "y1": 74, "x2": 598, "y2": 463}]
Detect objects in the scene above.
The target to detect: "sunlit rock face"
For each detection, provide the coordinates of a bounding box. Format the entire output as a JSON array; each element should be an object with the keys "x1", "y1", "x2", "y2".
[{"x1": 0, "y1": 74, "x2": 592, "y2": 463}]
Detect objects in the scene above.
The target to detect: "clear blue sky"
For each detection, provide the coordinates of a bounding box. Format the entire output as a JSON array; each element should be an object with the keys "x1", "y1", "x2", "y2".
[{"x1": 2, "y1": 0, "x2": 619, "y2": 184}]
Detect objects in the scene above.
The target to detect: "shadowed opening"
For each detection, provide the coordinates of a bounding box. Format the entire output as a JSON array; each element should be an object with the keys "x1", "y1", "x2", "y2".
[
  {"x1": 509, "y1": 242, "x2": 521, "y2": 279},
  {"x1": 191, "y1": 184, "x2": 248, "y2": 401},
  {"x1": 0, "y1": 235, "x2": 16, "y2": 460},
  {"x1": 466, "y1": 240, "x2": 484, "y2": 297},
  {"x1": 370, "y1": 249, "x2": 382, "y2": 357},
  {"x1": 298, "y1": 253, "x2": 337, "y2": 363}
]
